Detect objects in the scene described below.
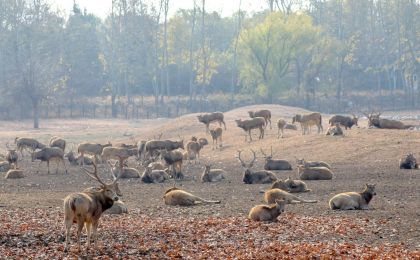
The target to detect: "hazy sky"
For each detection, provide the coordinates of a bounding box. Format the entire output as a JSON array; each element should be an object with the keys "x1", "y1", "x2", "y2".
[{"x1": 51, "y1": 0, "x2": 266, "y2": 19}]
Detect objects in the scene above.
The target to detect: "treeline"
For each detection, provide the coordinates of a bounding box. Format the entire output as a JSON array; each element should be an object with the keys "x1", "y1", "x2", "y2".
[{"x1": 0, "y1": 0, "x2": 418, "y2": 127}]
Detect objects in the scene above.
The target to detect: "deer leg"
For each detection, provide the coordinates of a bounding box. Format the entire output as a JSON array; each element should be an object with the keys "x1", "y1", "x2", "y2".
[
  {"x1": 223, "y1": 121, "x2": 226, "y2": 130},
  {"x1": 76, "y1": 217, "x2": 84, "y2": 252},
  {"x1": 85, "y1": 222, "x2": 92, "y2": 249},
  {"x1": 92, "y1": 220, "x2": 99, "y2": 248},
  {"x1": 63, "y1": 158, "x2": 68, "y2": 174},
  {"x1": 269, "y1": 118, "x2": 272, "y2": 129},
  {"x1": 47, "y1": 160, "x2": 50, "y2": 174},
  {"x1": 249, "y1": 130, "x2": 253, "y2": 141},
  {"x1": 64, "y1": 215, "x2": 73, "y2": 252}
]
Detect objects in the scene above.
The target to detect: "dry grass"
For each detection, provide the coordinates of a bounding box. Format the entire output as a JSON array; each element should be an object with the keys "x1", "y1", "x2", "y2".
[{"x1": 0, "y1": 104, "x2": 419, "y2": 257}]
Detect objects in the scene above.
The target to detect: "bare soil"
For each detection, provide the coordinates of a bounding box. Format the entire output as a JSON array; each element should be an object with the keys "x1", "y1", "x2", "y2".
[{"x1": 0, "y1": 104, "x2": 419, "y2": 258}]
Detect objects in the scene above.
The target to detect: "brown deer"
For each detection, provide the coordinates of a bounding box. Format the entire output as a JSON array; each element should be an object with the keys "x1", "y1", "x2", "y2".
[
  {"x1": 15, "y1": 137, "x2": 46, "y2": 160},
  {"x1": 201, "y1": 165, "x2": 226, "y2": 182},
  {"x1": 329, "y1": 115, "x2": 358, "y2": 129},
  {"x1": 5, "y1": 143, "x2": 18, "y2": 169},
  {"x1": 235, "y1": 117, "x2": 266, "y2": 142},
  {"x1": 164, "y1": 187, "x2": 220, "y2": 206},
  {"x1": 197, "y1": 112, "x2": 226, "y2": 132},
  {"x1": 161, "y1": 149, "x2": 184, "y2": 180},
  {"x1": 209, "y1": 127, "x2": 223, "y2": 149},
  {"x1": 248, "y1": 110, "x2": 272, "y2": 129},
  {"x1": 49, "y1": 136, "x2": 66, "y2": 151},
  {"x1": 260, "y1": 147, "x2": 292, "y2": 171},
  {"x1": 292, "y1": 113, "x2": 323, "y2": 135},
  {"x1": 77, "y1": 142, "x2": 112, "y2": 166},
  {"x1": 248, "y1": 200, "x2": 286, "y2": 222},
  {"x1": 33, "y1": 147, "x2": 67, "y2": 174},
  {"x1": 329, "y1": 184, "x2": 376, "y2": 210},
  {"x1": 237, "y1": 150, "x2": 277, "y2": 184},
  {"x1": 364, "y1": 111, "x2": 413, "y2": 129},
  {"x1": 63, "y1": 163, "x2": 122, "y2": 252}
]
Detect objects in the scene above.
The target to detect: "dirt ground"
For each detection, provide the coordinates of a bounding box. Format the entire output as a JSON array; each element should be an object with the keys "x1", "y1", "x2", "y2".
[{"x1": 0, "y1": 104, "x2": 419, "y2": 258}]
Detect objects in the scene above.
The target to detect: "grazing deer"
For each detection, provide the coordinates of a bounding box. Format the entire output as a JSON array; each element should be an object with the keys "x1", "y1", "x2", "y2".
[
  {"x1": 248, "y1": 200, "x2": 286, "y2": 222},
  {"x1": 264, "y1": 188, "x2": 317, "y2": 204},
  {"x1": 197, "y1": 112, "x2": 226, "y2": 132},
  {"x1": 33, "y1": 147, "x2": 67, "y2": 174},
  {"x1": 201, "y1": 165, "x2": 226, "y2": 182},
  {"x1": 237, "y1": 150, "x2": 277, "y2": 184},
  {"x1": 248, "y1": 110, "x2": 272, "y2": 129},
  {"x1": 5, "y1": 143, "x2": 18, "y2": 169},
  {"x1": 292, "y1": 113, "x2": 323, "y2": 135},
  {"x1": 209, "y1": 127, "x2": 223, "y2": 149},
  {"x1": 15, "y1": 137, "x2": 46, "y2": 160},
  {"x1": 260, "y1": 147, "x2": 292, "y2": 171},
  {"x1": 235, "y1": 117, "x2": 266, "y2": 142},
  {"x1": 164, "y1": 187, "x2": 220, "y2": 206},
  {"x1": 329, "y1": 184, "x2": 376, "y2": 210},
  {"x1": 329, "y1": 115, "x2": 358, "y2": 130},
  {"x1": 49, "y1": 136, "x2": 66, "y2": 151},
  {"x1": 63, "y1": 163, "x2": 122, "y2": 252}
]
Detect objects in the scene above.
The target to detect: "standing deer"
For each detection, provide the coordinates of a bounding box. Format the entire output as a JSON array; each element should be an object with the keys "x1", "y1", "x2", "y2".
[
  {"x1": 292, "y1": 113, "x2": 323, "y2": 135},
  {"x1": 49, "y1": 136, "x2": 66, "y2": 151},
  {"x1": 63, "y1": 163, "x2": 122, "y2": 252},
  {"x1": 209, "y1": 127, "x2": 223, "y2": 149},
  {"x1": 77, "y1": 142, "x2": 112, "y2": 166},
  {"x1": 248, "y1": 110, "x2": 272, "y2": 129},
  {"x1": 235, "y1": 117, "x2": 266, "y2": 142},
  {"x1": 5, "y1": 143, "x2": 18, "y2": 169},
  {"x1": 33, "y1": 147, "x2": 67, "y2": 174},
  {"x1": 15, "y1": 137, "x2": 46, "y2": 160},
  {"x1": 197, "y1": 112, "x2": 226, "y2": 132}
]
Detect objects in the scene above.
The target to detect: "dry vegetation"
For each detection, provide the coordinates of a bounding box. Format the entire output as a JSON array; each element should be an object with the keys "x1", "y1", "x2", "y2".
[{"x1": 0, "y1": 104, "x2": 419, "y2": 258}]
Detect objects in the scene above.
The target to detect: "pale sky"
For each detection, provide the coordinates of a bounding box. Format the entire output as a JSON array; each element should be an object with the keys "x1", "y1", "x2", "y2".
[{"x1": 50, "y1": 0, "x2": 266, "y2": 19}]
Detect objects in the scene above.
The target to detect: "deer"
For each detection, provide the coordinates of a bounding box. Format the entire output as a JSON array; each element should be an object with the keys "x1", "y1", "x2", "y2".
[
  {"x1": 329, "y1": 184, "x2": 376, "y2": 210},
  {"x1": 197, "y1": 112, "x2": 226, "y2": 132},
  {"x1": 296, "y1": 158, "x2": 331, "y2": 169},
  {"x1": 33, "y1": 147, "x2": 67, "y2": 174},
  {"x1": 248, "y1": 199, "x2": 286, "y2": 222},
  {"x1": 271, "y1": 176, "x2": 311, "y2": 193},
  {"x1": 292, "y1": 112, "x2": 323, "y2": 135},
  {"x1": 161, "y1": 149, "x2": 184, "y2": 180},
  {"x1": 101, "y1": 146, "x2": 138, "y2": 173},
  {"x1": 185, "y1": 137, "x2": 208, "y2": 163},
  {"x1": 364, "y1": 112, "x2": 413, "y2": 129},
  {"x1": 108, "y1": 161, "x2": 140, "y2": 179},
  {"x1": 141, "y1": 166, "x2": 170, "y2": 183},
  {"x1": 260, "y1": 147, "x2": 292, "y2": 171},
  {"x1": 209, "y1": 127, "x2": 223, "y2": 149},
  {"x1": 164, "y1": 187, "x2": 221, "y2": 206},
  {"x1": 15, "y1": 137, "x2": 46, "y2": 160},
  {"x1": 63, "y1": 163, "x2": 122, "y2": 252},
  {"x1": 65, "y1": 151, "x2": 94, "y2": 166},
  {"x1": 264, "y1": 188, "x2": 318, "y2": 204},
  {"x1": 201, "y1": 165, "x2": 226, "y2": 182},
  {"x1": 399, "y1": 153, "x2": 418, "y2": 169},
  {"x1": 144, "y1": 139, "x2": 184, "y2": 160},
  {"x1": 77, "y1": 142, "x2": 112, "y2": 166},
  {"x1": 248, "y1": 109, "x2": 272, "y2": 129},
  {"x1": 298, "y1": 165, "x2": 333, "y2": 180},
  {"x1": 325, "y1": 123, "x2": 344, "y2": 136},
  {"x1": 49, "y1": 136, "x2": 66, "y2": 151},
  {"x1": 237, "y1": 150, "x2": 277, "y2": 184},
  {"x1": 5, "y1": 143, "x2": 18, "y2": 169},
  {"x1": 235, "y1": 117, "x2": 266, "y2": 142},
  {"x1": 329, "y1": 114, "x2": 358, "y2": 130}
]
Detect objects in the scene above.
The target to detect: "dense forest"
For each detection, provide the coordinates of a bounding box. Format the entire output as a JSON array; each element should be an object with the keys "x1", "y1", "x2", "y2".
[{"x1": 0, "y1": 0, "x2": 418, "y2": 127}]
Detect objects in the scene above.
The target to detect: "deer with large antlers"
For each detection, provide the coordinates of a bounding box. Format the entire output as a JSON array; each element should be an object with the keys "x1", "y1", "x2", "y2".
[
  {"x1": 237, "y1": 150, "x2": 277, "y2": 184},
  {"x1": 63, "y1": 162, "x2": 122, "y2": 252},
  {"x1": 260, "y1": 147, "x2": 292, "y2": 171}
]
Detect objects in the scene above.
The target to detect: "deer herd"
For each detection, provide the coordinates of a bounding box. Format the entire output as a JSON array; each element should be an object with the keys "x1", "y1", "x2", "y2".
[{"x1": 0, "y1": 108, "x2": 417, "y2": 252}]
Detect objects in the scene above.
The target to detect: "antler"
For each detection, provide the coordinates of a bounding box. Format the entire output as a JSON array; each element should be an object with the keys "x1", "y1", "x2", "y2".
[
  {"x1": 260, "y1": 148, "x2": 267, "y2": 158},
  {"x1": 237, "y1": 150, "x2": 247, "y2": 168},
  {"x1": 81, "y1": 162, "x2": 106, "y2": 186},
  {"x1": 6, "y1": 142, "x2": 11, "y2": 150},
  {"x1": 249, "y1": 149, "x2": 257, "y2": 168}
]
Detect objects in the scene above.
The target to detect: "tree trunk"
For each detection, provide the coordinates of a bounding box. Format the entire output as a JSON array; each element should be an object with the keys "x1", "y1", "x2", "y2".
[
  {"x1": 111, "y1": 94, "x2": 117, "y2": 118},
  {"x1": 33, "y1": 100, "x2": 39, "y2": 129}
]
